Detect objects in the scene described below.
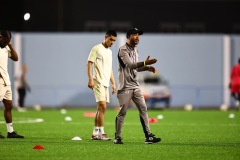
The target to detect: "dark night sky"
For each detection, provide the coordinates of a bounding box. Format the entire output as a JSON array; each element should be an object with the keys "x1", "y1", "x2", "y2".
[{"x1": 1, "y1": 0, "x2": 240, "y2": 33}]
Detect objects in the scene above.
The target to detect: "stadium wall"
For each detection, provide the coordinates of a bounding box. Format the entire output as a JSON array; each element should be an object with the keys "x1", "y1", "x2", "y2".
[{"x1": 3, "y1": 33, "x2": 240, "y2": 108}]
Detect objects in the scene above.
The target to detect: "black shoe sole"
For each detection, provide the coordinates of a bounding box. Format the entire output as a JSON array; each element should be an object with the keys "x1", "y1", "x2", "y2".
[
  {"x1": 145, "y1": 139, "x2": 161, "y2": 144},
  {"x1": 113, "y1": 140, "x2": 123, "y2": 144}
]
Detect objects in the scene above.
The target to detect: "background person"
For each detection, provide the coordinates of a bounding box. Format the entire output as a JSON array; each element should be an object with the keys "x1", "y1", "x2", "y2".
[
  {"x1": 0, "y1": 30, "x2": 24, "y2": 138},
  {"x1": 229, "y1": 58, "x2": 240, "y2": 110},
  {"x1": 15, "y1": 64, "x2": 31, "y2": 112},
  {"x1": 87, "y1": 30, "x2": 117, "y2": 140}
]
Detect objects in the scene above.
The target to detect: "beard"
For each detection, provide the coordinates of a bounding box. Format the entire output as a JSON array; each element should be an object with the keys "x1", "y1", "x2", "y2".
[{"x1": 130, "y1": 38, "x2": 139, "y2": 46}]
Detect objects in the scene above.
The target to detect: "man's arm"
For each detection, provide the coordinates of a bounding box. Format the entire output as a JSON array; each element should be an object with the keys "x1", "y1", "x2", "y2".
[
  {"x1": 8, "y1": 43, "x2": 18, "y2": 61},
  {"x1": 110, "y1": 70, "x2": 116, "y2": 94},
  {"x1": 87, "y1": 61, "x2": 94, "y2": 90},
  {"x1": 137, "y1": 66, "x2": 156, "y2": 73},
  {"x1": 119, "y1": 50, "x2": 157, "y2": 69}
]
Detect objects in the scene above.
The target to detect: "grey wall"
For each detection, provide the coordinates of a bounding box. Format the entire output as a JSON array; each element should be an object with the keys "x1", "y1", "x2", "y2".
[
  {"x1": 232, "y1": 36, "x2": 240, "y2": 65},
  {"x1": 139, "y1": 34, "x2": 223, "y2": 107},
  {"x1": 6, "y1": 33, "x2": 240, "y2": 108}
]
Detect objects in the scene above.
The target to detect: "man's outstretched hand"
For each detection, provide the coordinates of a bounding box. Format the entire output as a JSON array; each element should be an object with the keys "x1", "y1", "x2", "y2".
[
  {"x1": 145, "y1": 56, "x2": 157, "y2": 65},
  {"x1": 147, "y1": 66, "x2": 156, "y2": 73}
]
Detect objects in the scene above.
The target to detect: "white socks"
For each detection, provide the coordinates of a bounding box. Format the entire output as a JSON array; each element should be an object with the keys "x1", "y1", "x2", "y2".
[
  {"x1": 99, "y1": 127, "x2": 104, "y2": 134},
  {"x1": 93, "y1": 126, "x2": 105, "y2": 135},
  {"x1": 6, "y1": 123, "x2": 14, "y2": 133},
  {"x1": 93, "y1": 127, "x2": 99, "y2": 135}
]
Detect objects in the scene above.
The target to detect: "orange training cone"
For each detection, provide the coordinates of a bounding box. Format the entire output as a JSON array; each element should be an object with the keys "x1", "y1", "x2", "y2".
[
  {"x1": 33, "y1": 145, "x2": 44, "y2": 150},
  {"x1": 148, "y1": 118, "x2": 158, "y2": 123}
]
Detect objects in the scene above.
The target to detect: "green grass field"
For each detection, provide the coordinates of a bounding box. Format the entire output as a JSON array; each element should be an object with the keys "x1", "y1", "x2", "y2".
[{"x1": 0, "y1": 107, "x2": 240, "y2": 160}]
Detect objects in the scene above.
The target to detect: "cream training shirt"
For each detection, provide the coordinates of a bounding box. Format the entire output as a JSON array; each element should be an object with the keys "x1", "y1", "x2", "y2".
[
  {"x1": 0, "y1": 46, "x2": 11, "y2": 86},
  {"x1": 88, "y1": 43, "x2": 112, "y2": 87}
]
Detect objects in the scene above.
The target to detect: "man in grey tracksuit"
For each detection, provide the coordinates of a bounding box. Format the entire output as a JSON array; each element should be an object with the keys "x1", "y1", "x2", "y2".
[{"x1": 113, "y1": 28, "x2": 161, "y2": 144}]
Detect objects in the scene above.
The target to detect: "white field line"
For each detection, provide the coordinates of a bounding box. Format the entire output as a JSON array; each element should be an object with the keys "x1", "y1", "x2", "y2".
[{"x1": 0, "y1": 118, "x2": 44, "y2": 124}]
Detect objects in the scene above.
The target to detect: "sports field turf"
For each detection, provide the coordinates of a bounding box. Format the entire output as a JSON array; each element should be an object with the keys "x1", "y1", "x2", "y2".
[{"x1": 0, "y1": 108, "x2": 240, "y2": 160}]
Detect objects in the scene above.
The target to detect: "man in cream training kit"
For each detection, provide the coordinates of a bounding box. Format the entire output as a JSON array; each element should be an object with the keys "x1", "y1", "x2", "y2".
[
  {"x1": 114, "y1": 28, "x2": 161, "y2": 144},
  {"x1": 0, "y1": 30, "x2": 24, "y2": 138},
  {"x1": 87, "y1": 30, "x2": 117, "y2": 140}
]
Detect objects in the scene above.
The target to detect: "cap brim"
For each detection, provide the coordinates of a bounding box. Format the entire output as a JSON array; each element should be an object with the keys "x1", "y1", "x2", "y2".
[
  {"x1": 126, "y1": 29, "x2": 144, "y2": 37},
  {"x1": 138, "y1": 30, "x2": 143, "y2": 35}
]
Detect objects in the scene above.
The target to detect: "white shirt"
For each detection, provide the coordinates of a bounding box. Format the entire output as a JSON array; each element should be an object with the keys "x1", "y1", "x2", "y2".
[
  {"x1": 88, "y1": 43, "x2": 112, "y2": 87},
  {"x1": 0, "y1": 46, "x2": 11, "y2": 86}
]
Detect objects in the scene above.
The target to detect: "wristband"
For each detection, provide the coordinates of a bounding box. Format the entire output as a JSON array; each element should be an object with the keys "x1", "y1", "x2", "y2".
[{"x1": 144, "y1": 61, "x2": 146, "y2": 66}]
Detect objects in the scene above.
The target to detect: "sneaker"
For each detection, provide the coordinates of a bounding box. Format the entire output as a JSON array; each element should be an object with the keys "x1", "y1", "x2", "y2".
[
  {"x1": 18, "y1": 107, "x2": 27, "y2": 112},
  {"x1": 145, "y1": 133, "x2": 161, "y2": 144},
  {"x1": 0, "y1": 132, "x2": 5, "y2": 139},
  {"x1": 7, "y1": 131, "x2": 24, "y2": 138},
  {"x1": 100, "y1": 134, "x2": 111, "y2": 141},
  {"x1": 113, "y1": 136, "x2": 123, "y2": 144},
  {"x1": 91, "y1": 134, "x2": 101, "y2": 140}
]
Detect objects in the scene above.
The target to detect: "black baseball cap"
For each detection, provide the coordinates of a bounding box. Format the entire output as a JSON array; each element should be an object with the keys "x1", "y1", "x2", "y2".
[{"x1": 126, "y1": 28, "x2": 143, "y2": 38}]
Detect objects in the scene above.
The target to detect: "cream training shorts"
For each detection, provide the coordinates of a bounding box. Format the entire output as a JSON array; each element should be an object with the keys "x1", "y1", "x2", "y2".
[
  {"x1": 93, "y1": 80, "x2": 109, "y2": 103},
  {"x1": 0, "y1": 78, "x2": 12, "y2": 101}
]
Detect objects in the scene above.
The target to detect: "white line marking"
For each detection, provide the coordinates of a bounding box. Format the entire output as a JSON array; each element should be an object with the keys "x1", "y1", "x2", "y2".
[{"x1": 0, "y1": 118, "x2": 44, "y2": 124}]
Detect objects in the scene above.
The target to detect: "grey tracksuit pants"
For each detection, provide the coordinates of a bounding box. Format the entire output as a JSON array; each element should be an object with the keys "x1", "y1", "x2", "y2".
[{"x1": 115, "y1": 88, "x2": 151, "y2": 138}]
